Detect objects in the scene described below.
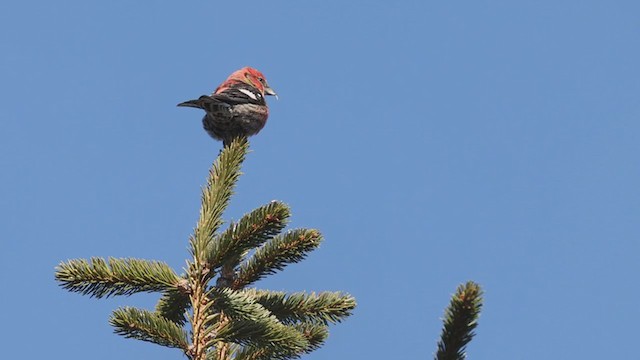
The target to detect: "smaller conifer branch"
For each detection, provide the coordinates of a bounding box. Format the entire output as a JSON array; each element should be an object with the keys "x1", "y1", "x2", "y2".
[
  {"x1": 233, "y1": 229, "x2": 322, "y2": 289},
  {"x1": 233, "y1": 346, "x2": 274, "y2": 360},
  {"x1": 246, "y1": 289, "x2": 356, "y2": 325},
  {"x1": 206, "y1": 289, "x2": 308, "y2": 353},
  {"x1": 192, "y1": 137, "x2": 248, "y2": 263},
  {"x1": 214, "y1": 321, "x2": 308, "y2": 360},
  {"x1": 291, "y1": 323, "x2": 328, "y2": 353},
  {"x1": 435, "y1": 281, "x2": 483, "y2": 360},
  {"x1": 233, "y1": 323, "x2": 327, "y2": 360},
  {"x1": 156, "y1": 287, "x2": 191, "y2": 326},
  {"x1": 110, "y1": 307, "x2": 189, "y2": 350},
  {"x1": 206, "y1": 201, "x2": 290, "y2": 272},
  {"x1": 208, "y1": 288, "x2": 274, "y2": 325},
  {"x1": 55, "y1": 257, "x2": 180, "y2": 298}
]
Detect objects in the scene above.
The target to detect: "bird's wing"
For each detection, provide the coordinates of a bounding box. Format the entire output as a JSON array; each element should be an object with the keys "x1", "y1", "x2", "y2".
[
  {"x1": 212, "y1": 86, "x2": 265, "y2": 106},
  {"x1": 176, "y1": 84, "x2": 264, "y2": 114}
]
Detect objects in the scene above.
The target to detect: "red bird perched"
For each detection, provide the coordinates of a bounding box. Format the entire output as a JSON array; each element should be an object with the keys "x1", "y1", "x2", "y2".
[{"x1": 178, "y1": 67, "x2": 277, "y2": 147}]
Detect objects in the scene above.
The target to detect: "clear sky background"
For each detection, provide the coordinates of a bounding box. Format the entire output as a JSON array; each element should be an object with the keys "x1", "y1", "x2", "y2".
[{"x1": 1, "y1": 1, "x2": 638, "y2": 359}]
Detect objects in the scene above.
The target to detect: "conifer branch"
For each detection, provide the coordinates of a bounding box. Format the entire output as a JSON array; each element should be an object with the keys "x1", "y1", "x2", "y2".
[
  {"x1": 435, "y1": 281, "x2": 483, "y2": 360},
  {"x1": 290, "y1": 323, "x2": 329, "y2": 353},
  {"x1": 155, "y1": 288, "x2": 191, "y2": 326},
  {"x1": 55, "y1": 257, "x2": 180, "y2": 298},
  {"x1": 233, "y1": 229, "x2": 322, "y2": 289},
  {"x1": 233, "y1": 323, "x2": 327, "y2": 360},
  {"x1": 246, "y1": 289, "x2": 356, "y2": 325},
  {"x1": 206, "y1": 201, "x2": 290, "y2": 272},
  {"x1": 192, "y1": 137, "x2": 248, "y2": 263},
  {"x1": 207, "y1": 288, "x2": 308, "y2": 352},
  {"x1": 110, "y1": 307, "x2": 189, "y2": 350},
  {"x1": 214, "y1": 320, "x2": 308, "y2": 353}
]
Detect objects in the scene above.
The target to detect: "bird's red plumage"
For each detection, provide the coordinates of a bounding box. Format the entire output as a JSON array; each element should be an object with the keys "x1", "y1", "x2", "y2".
[{"x1": 214, "y1": 67, "x2": 270, "y2": 96}]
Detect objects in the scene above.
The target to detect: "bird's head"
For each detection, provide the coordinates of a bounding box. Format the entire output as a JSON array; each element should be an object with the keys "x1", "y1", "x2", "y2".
[{"x1": 218, "y1": 66, "x2": 277, "y2": 98}]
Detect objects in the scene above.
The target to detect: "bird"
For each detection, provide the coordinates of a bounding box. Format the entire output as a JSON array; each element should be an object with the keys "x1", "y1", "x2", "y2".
[{"x1": 177, "y1": 67, "x2": 277, "y2": 147}]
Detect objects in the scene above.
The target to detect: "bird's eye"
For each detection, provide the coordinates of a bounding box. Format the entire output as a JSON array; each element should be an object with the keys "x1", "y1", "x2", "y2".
[{"x1": 258, "y1": 77, "x2": 265, "y2": 84}]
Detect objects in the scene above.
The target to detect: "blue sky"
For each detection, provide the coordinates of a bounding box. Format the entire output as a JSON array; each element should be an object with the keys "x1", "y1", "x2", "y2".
[{"x1": 1, "y1": 1, "x2": 639, "y2": 359}]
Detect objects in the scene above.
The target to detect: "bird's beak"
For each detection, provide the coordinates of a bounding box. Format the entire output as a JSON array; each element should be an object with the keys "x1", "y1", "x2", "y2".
[{"x1": 264, "y1": 86, "x2": 278, "y2": 100}]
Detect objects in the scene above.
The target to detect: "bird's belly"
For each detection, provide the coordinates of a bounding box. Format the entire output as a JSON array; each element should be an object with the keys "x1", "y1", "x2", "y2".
[
  {"x1": 202, "y1": 104, "x2": 268, "y2": 141},
  {"x1": 230, "y1": 104, "x2": 269, "y2": 135}
]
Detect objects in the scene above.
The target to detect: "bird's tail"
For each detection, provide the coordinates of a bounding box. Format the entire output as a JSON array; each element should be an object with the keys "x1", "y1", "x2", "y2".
[
  {"x1": 176, "y1": 100, "x2": 201, "y2": 108},
  {"x1": 177, "y1": 95, "x2": 220, "y2": 109}
]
